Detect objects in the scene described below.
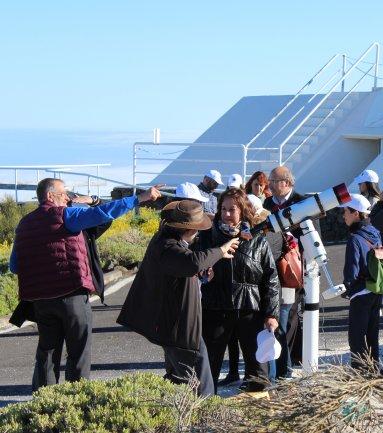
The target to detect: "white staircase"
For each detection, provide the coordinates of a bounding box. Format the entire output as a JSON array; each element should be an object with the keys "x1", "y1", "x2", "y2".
[{"x1": 141, "y1": 42, "x2": 383, "y2": 193}]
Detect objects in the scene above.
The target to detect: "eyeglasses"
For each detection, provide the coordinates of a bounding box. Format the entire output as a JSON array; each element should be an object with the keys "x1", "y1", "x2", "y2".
[
  {"x1": 51, "y1": 191, "x2": 69, "y2": 198},
  {"x1": 268, "y1": 178, "x2": 287, "y2": 184}
]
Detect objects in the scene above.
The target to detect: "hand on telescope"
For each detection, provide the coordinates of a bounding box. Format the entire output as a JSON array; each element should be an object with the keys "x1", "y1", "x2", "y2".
[
  {"x1": 138, "y1": 184, "x2": 164, "y2": 203},
  {"x1": 220, "y1": 238, "x2": 239, "y2": 259},
  {"x1": 264, "y1": 317, "x2": 278, "y2": 332}
]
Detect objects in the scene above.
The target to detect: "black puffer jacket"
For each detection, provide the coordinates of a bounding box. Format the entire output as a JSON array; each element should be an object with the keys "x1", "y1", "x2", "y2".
[{"x1": 199, "y1": 222, "x2": 280, "y2": 319}]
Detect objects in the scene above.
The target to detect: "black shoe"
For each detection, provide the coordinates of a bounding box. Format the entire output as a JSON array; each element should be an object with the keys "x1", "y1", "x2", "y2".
[
  {"x1": 239, "y1": 379, "x2": 267, "y2": 393},
  {"x1": 217, "y1": 373, "x2": 240, "y2": 387}
]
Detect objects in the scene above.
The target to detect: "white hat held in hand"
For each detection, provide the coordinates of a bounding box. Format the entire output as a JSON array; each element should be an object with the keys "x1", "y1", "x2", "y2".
[
  {"x1": 205, "y1": 169, "x2": 224, "y2": 185},
  {"x1": 339, "y1": 193, "x2": 371, "y2": 214},
  {"x1": 354, "y1": 169, "x2": 379, "y2": 184},
  {"x1": 227, "y1": 173, "x2": 243, "y2": 189},
  {"x1": 247, "y1": 194, "x2": 270, "y2": 221},
  {"x1": 175, "y1": 182, "x2": 209, "y2": 202},
  {"x1": 256, "y1": 329, "x2": 282, "y2": 363}
]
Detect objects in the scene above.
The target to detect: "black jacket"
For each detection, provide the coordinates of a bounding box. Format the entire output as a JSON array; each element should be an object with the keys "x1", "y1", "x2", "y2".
[
  {"x1": 370, "y1": 200, "x2": 383, "y2": 233},
  {"x1": 83, "y1": 222, "x2": 112, "y2": 303},
  {"x1": 117, "y1": 227, "x2": 223, "y2": 351},
  {"x1": 198, "y1": 222, "x2": 280, "y2": 319}
]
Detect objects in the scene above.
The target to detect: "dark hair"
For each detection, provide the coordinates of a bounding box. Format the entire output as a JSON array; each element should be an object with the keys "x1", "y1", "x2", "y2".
[
  {"x1": 347, "y1": 207, "x2": 369, "y2": 221},
  {"x1": 245, "y1": 171, "x2": 272, "y2": 197},
  {"x1": 36, "y1": 178, "x2": 62, "y2": 204},
  {"x1": 215, "y1": 188, "x2": 258, "y2": 227},
  {"x1": 160, "y1": 223, "x2": 190, "y2": 240},
  {"x1": 363, "y1": 182, "x2": 380, "y2": 199}
]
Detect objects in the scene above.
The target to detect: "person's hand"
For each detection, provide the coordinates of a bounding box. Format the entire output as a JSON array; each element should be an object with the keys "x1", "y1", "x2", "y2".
[
  {"x1": 264, "y1": 317, "x2": 278, "y2": 332},
  {"x1": 71, "y1": 195, "x2": 93, "y2": 205},
  {"x1": 138, "y1": 184, "x2": 164, "y2": 203},
  {"x1": 220, "y1": 238, "x2": 239, "y2": 258}
]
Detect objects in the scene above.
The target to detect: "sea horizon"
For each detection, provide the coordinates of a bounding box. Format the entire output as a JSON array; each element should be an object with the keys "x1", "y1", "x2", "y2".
[{"x1": 0, "y1": 128, "x2": 199, "y2": 201}]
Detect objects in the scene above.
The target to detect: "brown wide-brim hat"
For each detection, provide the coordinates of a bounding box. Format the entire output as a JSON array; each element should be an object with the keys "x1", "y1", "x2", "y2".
[{"x1": 161, "y1": 200, "x2": 212, "y2": 230}]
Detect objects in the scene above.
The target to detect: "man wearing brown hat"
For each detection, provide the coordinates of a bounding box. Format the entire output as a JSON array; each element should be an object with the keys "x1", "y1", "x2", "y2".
[{"x1": 117, "y1": 200, "x2": 239, "y2": 396}]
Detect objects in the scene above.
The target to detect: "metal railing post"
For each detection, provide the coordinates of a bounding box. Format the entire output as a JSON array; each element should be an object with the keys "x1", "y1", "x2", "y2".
[
  {"x1": 341, "y1": 54, "x2": 346, "y2": 92},
  {"x1": 374, "y1": 43, "x2": 380, "y2": 89},
  {"x1": 242, "y1": 145, "x2": 248, "y2": 181},
  {"x1": 97, "y1": 165, "x2": 100, "y2": 197},
  {"x1": 133, "y1": 143, "x2": 137, "y2": 196},
  {"x1": 87, "y1": 176, "x2": 91, "y2": 196},
  {"x1": 14, "y1": 169, "x2": 18, "y2": 203}
]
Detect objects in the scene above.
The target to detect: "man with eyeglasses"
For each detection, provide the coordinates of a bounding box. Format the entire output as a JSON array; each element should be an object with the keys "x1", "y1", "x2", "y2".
[
  {"x1": 263, "y1": 166, "x2": 305, "y2": 380},
  {"x1": 10, "y1": 177, "x2": 161, "y2": 391}
]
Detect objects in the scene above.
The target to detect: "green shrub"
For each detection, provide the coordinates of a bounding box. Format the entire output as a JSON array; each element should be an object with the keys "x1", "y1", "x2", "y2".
[
  {"x1": 0, "y1": 273, "x2": 19, "y2": 317},
  {"x1": 98, "y1": 228, "x2": 152, "y2": 270},
  {"x1": 0, "y1": 197, "x2": 37, "y2": 244},
  {"x1": 0, "y1": 372, "x2": 234, "y2": 433}
]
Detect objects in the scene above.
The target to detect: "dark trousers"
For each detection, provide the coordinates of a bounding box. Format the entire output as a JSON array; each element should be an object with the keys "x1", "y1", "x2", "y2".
[
  {"x1": 32, "y1": 290, "x2": 92, "y2": 391},
  {"x1": 162, "y1": 337, "x2": 214, "y2": 397},
  {"x1": 228, "y1": 332, "x2": 240, "y2": 376},
  {"x1": 348, "y1": 292, "x2": 382, "y2": 369},
  {"x1": 202, "y1": 310, "x2": 268, "y2": 393}
]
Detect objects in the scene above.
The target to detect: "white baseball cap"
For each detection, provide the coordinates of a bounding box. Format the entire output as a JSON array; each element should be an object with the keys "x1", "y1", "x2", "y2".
[
  {"x1": 227, "y1": 173, "x2": 243, "y2": 189},
  {"x1": 354, "y1": 169, "x2": 379, "y2": 184},
  {"x1": 175, "y1": 182, "x2": 209, "y2": 202},
  {"x1": 205, "y1": 169, "x2": 224, "y2": 185},
  {"x1": 339, "y1": 193, "x2": 371, "y2": 213},
  {"x1": 255, "y1": 329, "x2": 281, "y2": 363}
]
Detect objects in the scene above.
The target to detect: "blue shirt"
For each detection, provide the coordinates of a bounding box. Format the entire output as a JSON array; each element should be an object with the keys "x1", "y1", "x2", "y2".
[{"x1": 10, "y1": 195, "x2": 139, "y2": 274}]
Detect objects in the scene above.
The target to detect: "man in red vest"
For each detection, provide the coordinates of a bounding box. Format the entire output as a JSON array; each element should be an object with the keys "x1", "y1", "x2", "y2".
[{"x1": 10, "y1": 177, "x2": 161, "y2": 391}]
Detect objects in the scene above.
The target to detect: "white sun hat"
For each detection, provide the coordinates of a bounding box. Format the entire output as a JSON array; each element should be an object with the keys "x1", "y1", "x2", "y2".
[
  {"x1": 175, "y1": 182, "x2": 209, "y2": 202},
  {"x1": 339, "y1": 193, "x2": 371, "y2": 214},
  {"x1": 255, "y1": 329, "x2": 282, "y2": 363},
  {"x1": 354, "y1": 169, "x2": 379, "y2": 184},
  {"x1": 227, "y1": 173, "x2": 243, "y2": 189},
  {"x1": 205, "y1": 169, "x2": 224, "y2": 185}
]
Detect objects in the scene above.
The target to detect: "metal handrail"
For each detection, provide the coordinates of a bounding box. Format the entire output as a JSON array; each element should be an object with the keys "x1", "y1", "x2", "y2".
[
  {"x1": 0, "y1": 164, "x2": 110, "y2": 203},
  {"x1": 244, "y1": 54, "x2": 343, "y2": 149},
  {"x1": 284, "y1": 63, "x2": 375, "y2": 165},
  {"x1": 259, "y1": 68, "x2": 342, "y2": 151},
  {"x1": 278, "y1": 42, "x2": 380, "y2": 165},
  {"x1": 47, "y1": 169, "x2": 175, "y2": 198},
  {"x1": 133, "y1": 142, "x2": 246, "y2": 192}
]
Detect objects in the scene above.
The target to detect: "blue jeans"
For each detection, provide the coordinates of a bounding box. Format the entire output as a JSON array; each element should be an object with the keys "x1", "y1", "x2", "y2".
[{"x1": 279, "y1": 303, "x2": 293, "y2": 377}]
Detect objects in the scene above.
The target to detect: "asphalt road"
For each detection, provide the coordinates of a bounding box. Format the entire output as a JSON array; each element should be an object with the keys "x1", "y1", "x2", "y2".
[{"x1": 0, "y1": 244, "x2": 382, "y2": 407}]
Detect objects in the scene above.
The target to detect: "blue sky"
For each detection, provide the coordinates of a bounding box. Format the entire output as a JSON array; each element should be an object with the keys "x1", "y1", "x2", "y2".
[{"x1": 0, "y1": 0, "x2": 382, "y2": 136}]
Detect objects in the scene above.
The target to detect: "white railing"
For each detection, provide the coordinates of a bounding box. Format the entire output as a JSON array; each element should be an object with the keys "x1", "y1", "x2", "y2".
[
  {"x1": 0, "y1": 164, "x2": 110, "y2": 202},
  {"x1": 277, "y1": 42, "x2": 380, "y2": 166},
  {"x1": 133, "y1": 142, "x2": 246, "y2": 192},
  {"x1": 244, "y1": 42, "x2": 381, "y2": 173}
]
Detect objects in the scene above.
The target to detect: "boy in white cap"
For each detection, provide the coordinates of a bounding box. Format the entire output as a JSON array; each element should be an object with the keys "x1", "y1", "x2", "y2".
[
  {"x1": 198, "y1": 169, "x2": 224, "y2": 217},
  {"x1": 340, "y1": 193, "x2": 382, "y2": 370}
]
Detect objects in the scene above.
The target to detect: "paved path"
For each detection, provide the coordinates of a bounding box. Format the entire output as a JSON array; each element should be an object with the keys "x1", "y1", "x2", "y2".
[{"x1": 0, "y1": 244, "x2": 382, "y2": 407}]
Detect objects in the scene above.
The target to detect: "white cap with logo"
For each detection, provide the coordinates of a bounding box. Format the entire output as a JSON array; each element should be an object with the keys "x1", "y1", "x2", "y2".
[
  {"x1": 175, "y1": 182, "x2": 209, "y2": 202},
  {"x1": 354, "y1": 169, "x2": 379, "y2": 184},
  {"x1": 227, "y1": 173, "x2": 243, "y2": 189},
  {"x1": 205, "y1": 169, "x2": 224, "y2": 185},
  {"x1": 339, "y1": 193, "x2": 371, "y2": 213}
]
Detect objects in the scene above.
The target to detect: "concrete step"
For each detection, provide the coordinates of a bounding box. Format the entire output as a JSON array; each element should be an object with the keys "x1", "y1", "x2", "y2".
[
  {"x1": 288, "y1": 135, "x2": 318, "y2": 145},
  {"x1": 298, "y1": 125, "x2": 327, "y2": 136},
  {"x1": 305, "y1": 116, "x2": 337, "y2": 128}
]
